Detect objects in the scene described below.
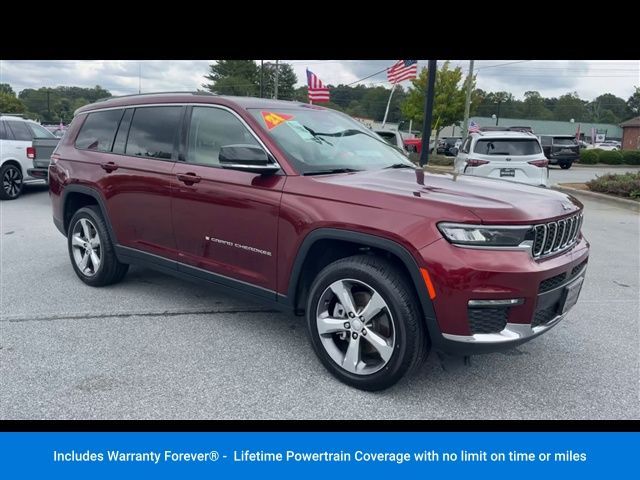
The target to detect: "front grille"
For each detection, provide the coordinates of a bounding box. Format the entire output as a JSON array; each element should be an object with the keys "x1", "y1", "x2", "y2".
[
  {"x1": 532, "y1": 307, "x2": 557, "y2": 327},
  {"x1": 531, "y1": 213, "x2": 582, "y2": 258},
  {"x1": 539, "y1": 273, "x2": 567, "y2": 292},
  {"x1": 468, "y1": 308, "x2": 508, "y2": 334}
]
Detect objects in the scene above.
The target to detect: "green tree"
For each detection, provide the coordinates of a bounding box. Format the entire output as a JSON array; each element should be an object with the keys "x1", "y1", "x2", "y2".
[
  {"x1": 0, "y1": 83, "x2": 16, "y2": 96},
  {"x1": 522, "y1": 91, "x2": 554, "y2": 120},
  {"x1": 401, "y1": 61, "x2": 468, "y2": 141},
  {"x1": 0, "y1": 92, "x2": 26, "y2": 113},
  {"x1": 202, "y1": 60, "x2": 259, "y2": 96},
  {"x1": 553, "y1": 92, "x2": 589, "y2": 122},
  {"x1": 262, "y1": 63, "x2": 298, "y2": 100},
  {"x1": 627, "y1": 86, "x2": 640, "y2": 116},
  {"x1": 589, "y1": 93, "x2": 629, "y2": 123}
]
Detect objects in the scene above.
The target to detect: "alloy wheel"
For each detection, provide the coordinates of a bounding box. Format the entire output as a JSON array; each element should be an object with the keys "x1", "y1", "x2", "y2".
[
  {"x1": 71, "y1": 218, "x2": 102, "y2": 277},
  {"x1": 316, "y1": 279, "x2": 396, "y2": 375},
  {"x1": 2, "y1": 166, "x2": 22, "y2": 198}
]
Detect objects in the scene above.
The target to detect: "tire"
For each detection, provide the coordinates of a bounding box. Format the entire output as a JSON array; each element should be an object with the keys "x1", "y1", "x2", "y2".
[
  {"x1": 306, "y1": 254, "x2": 428, "y2": 391},
  {"x1": 560, "y1": 163, "x2": 572, "y2": 170},
  {"x1": 0, "y1": 163, "x2": 24, "y2": 200},
  {"x1": 67, "y1": 206, "x2": 128, "y2": 286}
]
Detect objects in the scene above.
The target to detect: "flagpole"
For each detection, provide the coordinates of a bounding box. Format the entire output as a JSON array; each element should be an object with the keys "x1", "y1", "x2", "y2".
[{"x1": 382, "y1": 83, "x2": 397, "y2": 129}]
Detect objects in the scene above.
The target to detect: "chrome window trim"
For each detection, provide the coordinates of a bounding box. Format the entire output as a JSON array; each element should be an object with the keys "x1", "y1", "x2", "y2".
[{"x1": 75, "y1": 102, "x2": 282, "y2": 172}]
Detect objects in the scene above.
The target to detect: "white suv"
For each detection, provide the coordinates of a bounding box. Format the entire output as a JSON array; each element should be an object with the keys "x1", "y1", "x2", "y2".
[
  {"x1": 453, "y1": 131, "x2": 549, "y2": 187},
  {"x1": 1, "y1": 115, "x2": 56, "y2": 199}
]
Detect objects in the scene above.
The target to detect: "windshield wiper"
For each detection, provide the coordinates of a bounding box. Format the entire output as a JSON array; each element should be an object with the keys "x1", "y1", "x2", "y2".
[
  {"x1": 303, "y1": 168, "x2": 362, "y2": 176},
  {"x1": 302, "y1": 125, "x2": 333, "y2": 146},
  {"x1": 384, "y1": 163, "x2": 416, "y2": 169}
]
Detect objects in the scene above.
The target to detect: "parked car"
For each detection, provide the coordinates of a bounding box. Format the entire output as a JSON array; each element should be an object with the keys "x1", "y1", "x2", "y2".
[
  {"x1": 538, "y1": 135, "x2": 580, "y2": 169},
  {"x1": 0, "y1": 114, "x2": 59, "y2": 200},
  {"x1": 436, "y1": 137, "x2": 462, "y2": 156},
  {"x1": 373, "y1": 129, "x2": 409, "y2": 156},
  {"x1": 593, "y1": 141, "x2": 620, "y2": 151},
  {"x1": 454, "y1": 130, "x2": 549, "y2": 187},
  {"x1": 49, "y1": 93, "x2": 589, "y2": 391},
  {"x1": 403, "y1": 137, "x2": 434, "y2": 154}
]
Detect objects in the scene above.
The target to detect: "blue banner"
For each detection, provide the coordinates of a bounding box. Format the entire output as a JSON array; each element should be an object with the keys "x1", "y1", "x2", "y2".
[{"x1": 0, "y1": 432, "x2": 636, "y2": 478}]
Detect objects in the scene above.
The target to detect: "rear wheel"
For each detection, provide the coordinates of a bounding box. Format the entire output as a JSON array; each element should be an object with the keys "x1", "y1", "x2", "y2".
[
  {"x1": 306, "y1": 255, "x2": 428, "y2": 391},
  {"x1": 67, "y1": 206, "x2": 128, "y2": 286},
  {"x1": 560, "y1": 162, "x2": 572, "y2": 170},
  {"x1": 0, "y1": 164, "x2": 24, "y2": 200}
]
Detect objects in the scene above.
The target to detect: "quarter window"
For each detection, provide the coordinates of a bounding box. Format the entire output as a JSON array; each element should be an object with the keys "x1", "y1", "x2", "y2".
[
  {"x1": 125, "y1": 107, "x2": 182, "y2": 160},
  {"x1": 187, "y1": 107, "x2": 260, "y2": 166},
  {"x1": 28, "y1": 123, "x2": 56, "y2": 138},
  {"x1": 75, "y1": 109, "x2": 125, "y2": 152}
]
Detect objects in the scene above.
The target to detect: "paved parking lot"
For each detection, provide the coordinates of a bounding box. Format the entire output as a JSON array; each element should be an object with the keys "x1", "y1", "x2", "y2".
[
  {"x1": 1, "y1": 178, "x2": 638, "y2": 420},
  {"x1": 548, "y1": 165, "x2": 639, "y2": 185}
]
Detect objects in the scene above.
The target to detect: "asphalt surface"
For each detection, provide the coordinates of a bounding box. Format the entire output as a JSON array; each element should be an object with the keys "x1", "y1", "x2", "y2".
[{"x1": 1, "y1": 176, "x2": 638, "y2": 420}]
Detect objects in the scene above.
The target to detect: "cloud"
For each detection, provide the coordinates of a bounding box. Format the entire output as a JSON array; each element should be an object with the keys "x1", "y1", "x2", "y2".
[{"x1": 1, "y1": 59, "x2": 637, "y2": 101}]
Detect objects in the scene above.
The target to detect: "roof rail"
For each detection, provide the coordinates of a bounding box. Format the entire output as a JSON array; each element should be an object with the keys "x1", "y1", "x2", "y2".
[{"x1": 93, "y1": 91, "x2": 217, "y2": 104}]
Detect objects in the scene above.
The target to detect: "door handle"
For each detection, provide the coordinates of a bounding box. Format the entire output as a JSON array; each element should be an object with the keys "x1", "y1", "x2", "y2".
[
  {"x1": 176, "y1": 173, "x2": 201, "y2": 185},
  {"x1": 101, "y1": 162, "x2": 119, "y2": 172}
]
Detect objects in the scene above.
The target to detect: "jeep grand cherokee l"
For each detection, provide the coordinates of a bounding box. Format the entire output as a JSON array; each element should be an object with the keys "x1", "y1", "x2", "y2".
[{"x1": 48, "y1": 92, "x2": 589, "y2": 391}]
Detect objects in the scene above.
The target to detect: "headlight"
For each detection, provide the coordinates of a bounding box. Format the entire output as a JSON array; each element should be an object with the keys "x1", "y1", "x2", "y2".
[{"x1": 438, "y1": 223, "x2": 534, "y2": 247}]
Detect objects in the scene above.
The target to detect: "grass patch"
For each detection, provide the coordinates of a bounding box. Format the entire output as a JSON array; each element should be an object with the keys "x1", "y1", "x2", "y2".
[
  {"x1": 407, "y1": 152, "x2": 454, "y2": 166},
  {"x1": 586, "y1": 172, "x2": 640, "y2": 200}
]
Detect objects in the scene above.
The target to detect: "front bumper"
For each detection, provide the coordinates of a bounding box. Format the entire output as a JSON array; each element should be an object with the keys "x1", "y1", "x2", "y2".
[{"x1": 419, "y1": 236, "x2": 589, "y2": 355}]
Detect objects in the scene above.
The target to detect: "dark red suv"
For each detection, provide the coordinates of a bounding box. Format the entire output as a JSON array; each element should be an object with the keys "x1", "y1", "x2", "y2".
[{"x1": 49, "y1": 92, "x2": 589, "y2": 390}]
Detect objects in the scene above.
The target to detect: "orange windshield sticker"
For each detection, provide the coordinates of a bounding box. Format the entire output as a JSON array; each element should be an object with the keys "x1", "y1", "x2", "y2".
[{"x1": 261, "y1": 111, "x2": 294, "y2": 130}]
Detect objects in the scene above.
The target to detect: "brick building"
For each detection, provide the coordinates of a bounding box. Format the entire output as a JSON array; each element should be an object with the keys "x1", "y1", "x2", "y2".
[{"x1": 620, "y1": 117, "x2": 640, "y2": 150}]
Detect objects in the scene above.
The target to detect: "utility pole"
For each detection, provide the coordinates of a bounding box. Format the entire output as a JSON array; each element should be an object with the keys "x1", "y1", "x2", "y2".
[
  {"x1": 274, "y1": 60, "x2": 279, "y2": 100},
  {"x1": 138, "y1": 61, "x2": 142, "y2": 94},
  {"x1": 260, "y1": 60, "x2": 264, "y2": 98},
  {"x1": 419, "y1": 60, "x2": 437, "y2": 167},
  {"x1": 462, "y1": 59, "x2": 474, "y2": 136},
  {"x1": 47, "y1": 89, "x2": 51, "y2": 116}
]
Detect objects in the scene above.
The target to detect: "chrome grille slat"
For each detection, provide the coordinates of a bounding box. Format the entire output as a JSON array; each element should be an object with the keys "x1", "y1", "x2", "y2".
[{"x1": 532, "y1": 213, "x2": 582, "y2": 259}]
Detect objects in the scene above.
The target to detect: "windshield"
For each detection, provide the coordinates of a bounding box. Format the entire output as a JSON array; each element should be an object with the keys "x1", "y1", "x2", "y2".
[
  {"x1": 473, "y1": 138, "x2": 541, "y2": 155},
  {"x1": 249, "y1": 108, "x2": 412, "y2": 174}
]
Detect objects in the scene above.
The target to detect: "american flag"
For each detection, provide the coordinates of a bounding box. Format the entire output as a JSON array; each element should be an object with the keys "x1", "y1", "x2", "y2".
[
  {"x1": 306, "y1": 69, "x2": 330, "y2": 103},
  {"x1": 468, "y1": 120, "x2": 481, "y2": 133},
  {"x1": 387, "y1": 60, "x2": 418, "y2": 84}
]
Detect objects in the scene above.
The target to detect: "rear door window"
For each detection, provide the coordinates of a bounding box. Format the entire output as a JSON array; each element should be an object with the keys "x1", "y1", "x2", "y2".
[
  {"x1": 0, "y1": 121, "x2": 10, "y2": 140},
  {"x1": 473, "y1": 139, "x2": 541, "y2": 155},
  {"x1": 125, "y1": 107, "x2": 182, "y2": 160},
  {"x1": 5, "y1": 121, "x2": 34, "y2": 141},
  {"x1": 75, "y1": 109, "x2": 125, "y2": 152}
]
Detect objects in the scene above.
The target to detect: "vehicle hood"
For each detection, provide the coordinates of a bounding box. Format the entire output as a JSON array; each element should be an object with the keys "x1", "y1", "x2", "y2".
[{"x1": 312, "y1": 168, "x2": 583, "y2": 224}]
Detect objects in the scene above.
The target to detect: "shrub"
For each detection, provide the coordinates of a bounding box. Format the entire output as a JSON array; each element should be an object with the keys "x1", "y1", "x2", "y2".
[
  {"x1": 622, "y1": 150, "x2": 640, "y2": 165},
  {"x1": 587, "y1": 172, "x2": 640, "y2": 199},
  {"x1": 598, "y1": 150, "x2": 624, "y2": 165},
  {"x1": 580, "y1": 149, "x2": 600, "y2": 164}
]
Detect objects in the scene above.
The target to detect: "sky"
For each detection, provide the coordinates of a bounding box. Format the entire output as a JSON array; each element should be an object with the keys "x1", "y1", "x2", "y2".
[{"x1": 1, "y1": 60, "x2": 638, "y2": 101}]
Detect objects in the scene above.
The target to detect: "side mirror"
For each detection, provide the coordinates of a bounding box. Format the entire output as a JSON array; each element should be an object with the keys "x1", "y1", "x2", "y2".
[
  {"x1": 450, "y1": 147, "x2": 459, "y2": 156},
  {"x1": 219, "y1": 144, "x2": 280, "y2": 175}
]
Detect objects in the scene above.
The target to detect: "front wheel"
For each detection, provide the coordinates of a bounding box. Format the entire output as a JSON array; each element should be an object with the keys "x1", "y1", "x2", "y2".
[
  {"x1": 306, "y1": 255, "x2": 428, "y2": 391},
  {"x1": 0, "y1": 164, "x2": 24, "y2": 200}
]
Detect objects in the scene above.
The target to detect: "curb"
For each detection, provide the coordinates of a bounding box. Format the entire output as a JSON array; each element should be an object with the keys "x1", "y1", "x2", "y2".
[{"x1": 553, "y1": 184, "x2": 639, "y2": 212}]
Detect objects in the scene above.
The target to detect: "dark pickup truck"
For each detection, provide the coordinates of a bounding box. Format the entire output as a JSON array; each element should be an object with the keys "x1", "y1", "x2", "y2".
[
  {"x1": 538, "y1": 135, "x2": 580, "y2": 169},
  {"x1": 27, "y1": 137, "x2": 60, "y2": 181}
]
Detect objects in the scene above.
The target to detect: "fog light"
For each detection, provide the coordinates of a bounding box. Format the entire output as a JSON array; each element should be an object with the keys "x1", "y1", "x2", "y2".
[{"x1": 468, "y1": 298, "x2": 524, "y2": 307}]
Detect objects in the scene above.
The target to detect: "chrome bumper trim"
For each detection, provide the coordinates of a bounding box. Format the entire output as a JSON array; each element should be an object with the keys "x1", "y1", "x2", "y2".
[{"x1": 442, "y1": 313, "x2": 565, "y2": 344}]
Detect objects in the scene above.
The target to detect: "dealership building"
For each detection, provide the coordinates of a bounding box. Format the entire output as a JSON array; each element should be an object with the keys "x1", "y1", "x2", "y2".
[{"x1": 462, "y1": 117, "x2": 623, "y2": 142}]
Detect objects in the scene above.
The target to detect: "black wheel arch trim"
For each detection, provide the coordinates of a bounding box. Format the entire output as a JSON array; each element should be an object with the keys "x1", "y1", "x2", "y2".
[
  {"x1": 285, "y1": 228, "x2": 442, "y2": 345},
  {"x1": 60, "y1": 184, "x2": 118, "y2": 244}
]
